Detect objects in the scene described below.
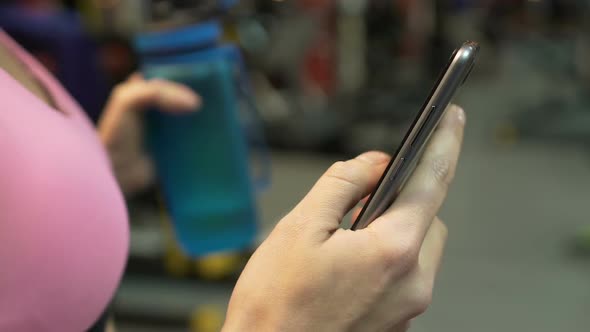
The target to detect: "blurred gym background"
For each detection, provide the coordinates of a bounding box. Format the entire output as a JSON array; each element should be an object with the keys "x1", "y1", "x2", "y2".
[{"x1": 2, "y1": 0, "x2": 589, "y2": 331}]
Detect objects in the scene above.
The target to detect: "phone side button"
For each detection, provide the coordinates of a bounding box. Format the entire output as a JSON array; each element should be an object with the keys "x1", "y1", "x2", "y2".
[{"x1": 389, "y1": 157, "x2": 405, "y2": 181}]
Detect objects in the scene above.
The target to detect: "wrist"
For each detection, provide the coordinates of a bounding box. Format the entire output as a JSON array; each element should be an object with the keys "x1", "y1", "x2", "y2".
[{"x1": 222, "y1": 304, "x2": 292, "y2": 332}]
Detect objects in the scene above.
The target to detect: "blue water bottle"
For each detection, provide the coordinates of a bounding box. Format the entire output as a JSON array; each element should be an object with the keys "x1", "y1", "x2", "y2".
[{"x1": 135, "y1": 22, "x2": 268, "y2": 258}]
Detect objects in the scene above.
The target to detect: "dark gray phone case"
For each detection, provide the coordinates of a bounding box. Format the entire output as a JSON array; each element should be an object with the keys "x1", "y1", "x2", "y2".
[{"x1": 351, "y1": 41, "x2": 479, "y2": 230}]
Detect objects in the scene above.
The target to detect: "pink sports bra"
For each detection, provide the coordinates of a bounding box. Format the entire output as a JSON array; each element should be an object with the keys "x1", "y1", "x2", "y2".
[{"x1": 0, "y1": 31, "x2": 129, "y2": 331}]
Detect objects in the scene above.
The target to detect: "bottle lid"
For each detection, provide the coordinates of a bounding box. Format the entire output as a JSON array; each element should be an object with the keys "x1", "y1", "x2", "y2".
[{"x1": 134, "y1": 21, "x2": 222, "y2": 56}]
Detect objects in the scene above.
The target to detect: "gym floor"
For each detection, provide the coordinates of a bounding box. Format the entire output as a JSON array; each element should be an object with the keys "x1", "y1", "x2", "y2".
[{"x1": 118, "y1": 41, "x2": 590, "y2": 331}]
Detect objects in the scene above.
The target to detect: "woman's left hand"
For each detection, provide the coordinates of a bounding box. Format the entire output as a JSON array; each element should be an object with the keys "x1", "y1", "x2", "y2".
[{"x1": 98, "y1": 73, "x2": 201, "y2": 195}]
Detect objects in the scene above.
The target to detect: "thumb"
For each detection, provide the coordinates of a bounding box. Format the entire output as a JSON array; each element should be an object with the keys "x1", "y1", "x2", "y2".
[{"x1": 295, "y1": 151, "x2": 390, "y2": 234}]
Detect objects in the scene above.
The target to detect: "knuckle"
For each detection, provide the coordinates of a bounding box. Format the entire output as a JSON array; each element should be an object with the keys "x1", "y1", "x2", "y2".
[
  {"x1": 112, "y1": 83, "x2": 128, "y2": 98},
  {"x1": 326, "y1": 161, "x2": 349, "y2": 177},
  {"x1": 405, "y1": 267, "x2": 437, "y2": 318},
  {"x1": 406, "y1": 287, "x2": 433, "y2": 317},
  {"x1": 325, "y1": 161, "x2": 361, "y2": 190},
  {"x1": 377, "y1": 237, "x2": 420, "y2": 274},
  {"x1": 112, "y1": 81, "x2": 142, "y2": 103}
]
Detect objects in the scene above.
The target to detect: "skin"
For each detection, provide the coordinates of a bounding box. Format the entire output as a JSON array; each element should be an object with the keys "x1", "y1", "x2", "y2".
[
  {"x1": 223, "y1": 105, "x2": 464, "y2": 332},
  {"x1": 0, "y1": 44, "x2": 200, "y2": 331},
  {"x1": 0, "y1": 40, "x2": 465, "y2": 331},
  {"x1": 98, "y1": 73, "x2": 201, "y2": 195}
]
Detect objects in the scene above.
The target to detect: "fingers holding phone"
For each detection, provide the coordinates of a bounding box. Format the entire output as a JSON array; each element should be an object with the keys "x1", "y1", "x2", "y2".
[
  {"x1": 225, "y1": 42, "x2": 476, "y2": 332},
  {"x1": 342, "y1": 107, "x2": 463, "y2": 331},
  {"x1": 224, "y1": 105, "x2": 465, "y2": 331},
  {"x1": 368, "y1": 105, "x2": 465, "y2": 246},
  {"x1": 352, "y1": 42, "x2": 477, "y2": 230},
  {"x1": 293, "y1": 151, "x2": 391, "y2": 235}
]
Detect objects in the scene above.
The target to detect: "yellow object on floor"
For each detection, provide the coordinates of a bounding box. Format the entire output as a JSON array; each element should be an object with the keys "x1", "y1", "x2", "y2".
[
  {"x1": 164, "y1": 242, "x2": 192, "y2": 278},
  {"x1": 157, "y1": 191, "x2": 244, "y2": 280},
  {"x1": 195, "y1": 252, "x2": 243, "y2": 280},
  {"x1": 190, "y1": 306, "x2": 225, "y2": 332}
]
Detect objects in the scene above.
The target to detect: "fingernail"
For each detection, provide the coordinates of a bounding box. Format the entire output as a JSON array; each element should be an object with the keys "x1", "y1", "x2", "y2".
[
  {"x1": 454, "y1": 105, "x2": 466, "y2": 124},
  {"x1": 356, "y1": 151, "x2": 391, "y2": 164}
]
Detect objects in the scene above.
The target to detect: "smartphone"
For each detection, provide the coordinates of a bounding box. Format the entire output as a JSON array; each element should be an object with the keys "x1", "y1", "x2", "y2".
[{"x1": 351, "y1": 41, "x2": 479, "y2": 230}]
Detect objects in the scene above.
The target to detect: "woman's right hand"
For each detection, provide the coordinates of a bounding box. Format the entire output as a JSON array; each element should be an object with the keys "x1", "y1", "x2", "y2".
[{"x1": 223, "y1": 105, "x2": 465, "y2": 332}]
